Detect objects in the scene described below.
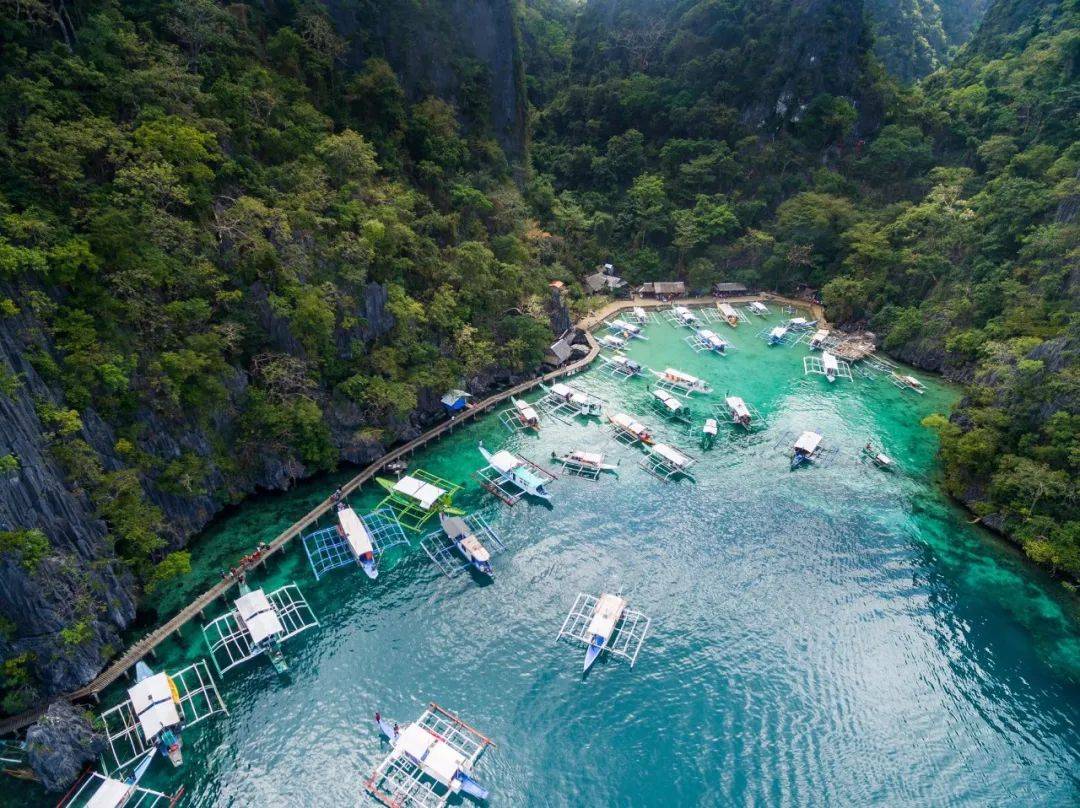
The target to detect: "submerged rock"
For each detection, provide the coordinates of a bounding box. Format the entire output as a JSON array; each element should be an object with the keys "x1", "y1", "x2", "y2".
[{"x1": 25, "y1": 701, "x2": 105, "y2": 792}]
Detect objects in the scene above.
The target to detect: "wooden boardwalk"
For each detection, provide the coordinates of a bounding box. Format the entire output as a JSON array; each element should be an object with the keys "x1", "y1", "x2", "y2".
[{"x1": 0, "y1": 294, "x2": 813, "y2": 736}]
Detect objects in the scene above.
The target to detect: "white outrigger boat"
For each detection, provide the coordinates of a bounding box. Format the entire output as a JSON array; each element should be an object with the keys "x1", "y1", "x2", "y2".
[
  {"x1": 808, "y1": 328, "x2": 830, "y2": 349},
  {"x1": 630, "y1": 305, "x2": 649, "y2": 324},
  {"x1": 822, "y1": 351, "x2": 840, "y2": 382},
  {"x1": 650, "y1": 388, "x2": 688, "y2": 420},
  {"x1": 787, "y1": 316, "x2": 817, "y2": 331},
  {"x1": 642, "y1": 442, "x2": 697, "y2": 481},
  {"x1": 302, "y1": 505, "x2": 408, "y2": 581},
  {"x1": 717, "y1": 302, "x2": 741, "y2": 327},
  {"x1": 551, "y1": 449, "x2": 618, "y2": 479},
  {"x1": 670, "y1": 305, "x2": 700, "y2": 327},
  {"x1": 557, "y1": 592, "x2": 650, "y2": 672},
  {"x1": 863, "y1": 442, "x2": 896, "y2": 470},
  {"x1": 597, "y1": 333, "x2": 627, "y2": 350},
  {"x1": 367, "y1": 704, "x2": 493, "y2": 806},
  {"x1": 607, "y1": 318, "x2": 646, "y2": 339},
  {"x1": 60, "y1": 751, "x2": 182, "y2": 808},
  {"x1": 791, "y1": 430, "x2": 823, "y2": 470},
  {"x1": 337, "y1": 504, "x2": 378, "y2": 578},
  {"x1": 702, "y1": 418, "x2": 719, "y2": 449},
  {"x1": 748, "y1": 301, "x2": 769, "y2": 316},
  {"x1": 477, "y1": 443, "x2": 553, "y2": 502},
  {"x1": 421, "y1": 512, "x2": 505, "y2": 579},
  {"x1": 804, "y1": 350, "x2": 853, "y2": 382},
  {"x1": 652, "y1": 367, "x2": 712, "y2": 395},
  {"x1": 601, "y1": 354, "x2": 645, "y2": 378},
  {"x1": 767, "y1": 325, "x2": 788, "y2": 345},
  {"x1": 99, "y1": 660, "x2": 227, "y2": 772},
  {"x1": 695, "y1": 328, "x2": 728, "y2": 353},
  {"x1": 891, "y1": 372, "x2": 926, "y2": 394},
  {"x1": 607, "y1": 412, "x2": 655, "y2": 444},
  {"x1": 544, "y1": 382, "x2": 603, "y2": 417},
  {"x1": 511, "y1": 397, "x2": 540, "y2": 429},
  {"x1": 440, "y1": 513, "x2": 493, "y2": 576},
  {"x1": 725, "y1": 396, "x2": 752, "y2": 428}
]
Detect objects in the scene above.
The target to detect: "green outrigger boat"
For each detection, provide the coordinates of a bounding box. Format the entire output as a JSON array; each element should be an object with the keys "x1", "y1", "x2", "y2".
[{"x1": 375, "y1": 469, "x2": 464, "y2": 530}]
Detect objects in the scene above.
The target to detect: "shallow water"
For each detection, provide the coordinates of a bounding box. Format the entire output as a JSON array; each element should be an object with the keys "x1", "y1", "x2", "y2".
[{"x1": 9, "y1": 307, "x2": 1080, "y2": 806}]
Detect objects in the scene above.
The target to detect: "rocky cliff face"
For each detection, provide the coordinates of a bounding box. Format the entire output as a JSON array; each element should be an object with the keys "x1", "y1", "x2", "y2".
[{"x1": 24, "y1": 701, "x2": 104, "y2": 792}]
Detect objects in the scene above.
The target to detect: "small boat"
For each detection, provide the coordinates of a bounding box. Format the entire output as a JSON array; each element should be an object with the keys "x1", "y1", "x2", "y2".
[
  {"x1": 725, "y1": 396, "x2": 752, "y2": 428},
  {"x1": 822, "y1": 351, "x2": 839, "y2": 383},
  {"x1": 608, "y1": 412, "x2": 654, "y2": 444},
  {"x1": 649, "y1": 443, "x2": 694, "y2": 476},
  {"x1": 893, "y1": 373, "x2": 926, "y2": 394},
  {"x1": 598, "y1": 333, "x2": 627, "y2": 349},
  {"x1": 375, "y1": 474, "x2": 455, "y2": 512},
  {"x1": 583, "y1": 593, "x2": 628, "y2": 672},
  {"x1": 608, "y1": 355, "x2": 643, "y2": 376},
  {"x1": 336, "y1": 504, "x2": 378, "y2": 578},
  {"x1": 787, "y1": 317, "x2": 817, "y2": 331},
  {"x1": 439, "y1": 512, "x2": 494, "y2": 576},
  {"x1": 478, "y1": 444, "x2": 552, "y2": 501},
  {"x1": 768, "y1": 326, "x2": 788, "y2": 345},
  {"x1": 717, "y1": 303, "x2": 740, "y2": 327},
  {"x1": 672, "y1": 305, "x2": 699, "y2": 327},
  {"x1": 808, "y1": 328, "x2": 830, "y2": 350},
  {"x1": 376, "y1": 713, "x2": 398, "y2": 742},
  {"x1": 653, "y1": 367, "x2": 712, "y2": 394},
  {"x1": 863, "y1": 444, "x2": 895, "y2": 470},
  {"x1": 651, "y1": 388, "x2": 685, "y2": 415},
  {"x1": 696, "y1": 328, "x2": 727, "y2": 353},
  {"x1": 235, "y1": 581, "x2": 289, "y2": 674},
  {"x1": 609, "y1": 318, "x2": 642, "y2": 337},
  {"x1": 554, "y1": 449, "x2": 618, "y2": 475},
  {"x1": 387, "y1": 717, "x2": 490, "y2": 799},
  {"x1": 129, "y1": 662, "x2": 185, "y2": 766},
  {"x1": 547, "y1": 382, "x2": 602, "y2": 417},
  {"x1": 702, "y1": 418, "x2": 718, "y2": 448},
  {"x1": 748, "y1": 301, "x2": 769, "y2": 316},
  {"x1": 512, "y1": 396, "x2": 541, "y2": 429},
  {"x1": 791, "y1": 431, "x2": 822, "y2": 470},
  {"x1": 632, "y1": 306, "x2": 648, "y2": 323}
]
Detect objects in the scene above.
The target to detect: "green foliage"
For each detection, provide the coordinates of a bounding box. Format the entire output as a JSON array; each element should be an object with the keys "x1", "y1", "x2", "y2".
[
  {"x1": 147, "y1": 551, "x2": 193, "y2": 593},
  {"x1": 0, "y1": 652, "x2": 38, "y2": 715},
  {"x1": 0, "y1": 528, "x2": 49, "y2": 572},
  {"x1": 0, "y1": 454, "x2": 19, "y2": 475}
]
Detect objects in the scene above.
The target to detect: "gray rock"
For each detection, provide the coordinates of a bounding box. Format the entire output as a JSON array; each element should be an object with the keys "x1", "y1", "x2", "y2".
[{"x1": 25, "y1": 700, "x2": 105, "y2": 792}]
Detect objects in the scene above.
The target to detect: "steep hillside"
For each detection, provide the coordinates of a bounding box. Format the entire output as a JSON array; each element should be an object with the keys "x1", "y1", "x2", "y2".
[
  {"x1": 0, "y1": 0, "x2": 544, "y2": 712},
  {"x1": 865, "y1": 0, "x2": 991, "y2": 81}
]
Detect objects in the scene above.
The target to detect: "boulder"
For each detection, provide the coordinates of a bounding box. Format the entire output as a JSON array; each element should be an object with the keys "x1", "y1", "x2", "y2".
[{"x1": 25, "y1": 700, "x2": 105, "y2": 792}]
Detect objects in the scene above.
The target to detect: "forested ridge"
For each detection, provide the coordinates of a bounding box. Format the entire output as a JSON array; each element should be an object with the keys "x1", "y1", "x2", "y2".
[{"x1": 0, "y1": 0, "x2": 1076, "y2": 724}]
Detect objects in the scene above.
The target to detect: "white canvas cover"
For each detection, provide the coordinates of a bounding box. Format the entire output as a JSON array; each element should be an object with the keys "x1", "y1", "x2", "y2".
[
  {"x1": 823, "y1": 352, "x2": 839, "y2": 372},
  {"x1": 726, "y1": 396, "x2": 750, "y2": 419},
  {"x1": 611, "y1": 319, "x2": 639, "y2": 333},
  {"x1": 128, "y1": 673, "x2": 180, "y2": 742},
  {"x1": 719, "y1": 303, "x2": 738, "y2": 319},
  {"x1": 633, "y1": 306, "x2": 647, "y2": 320},
  {"x1": 611, "y1": 413, "x2": 646, "y2": 436},
  {"x1": 587, "y1": 593, "x2": 627, "y2": 639},
  {"x1": 393, "y1": 475, "x2": 446, "y2": 509},
  {"x1": 337, "y1": 506, "x2": 373, "y2": 558},
  {"x1": 550, "y1": 382, "x2": 572, "y2": 398},
  {"x1": 750, "y1": 301, "x2": 768, "y2": 313},
  {"x1": 795, "y1": 431, "x2": 822, "y2": 454},
  {"x1": 811, "y1": 329, "x2": 829, "y2": 345},
  {"x1": 490, "y1": 450, "x2": 521, "y2": 474},
  {"x1": 395, "y1": 724, "x2": 464, "y2": 786},
  {"x1": 514, "y1": 399, "x2": 539, "y2": 422},
  {"x1": 571, "y1": 451, "x2": 604, "y2": 466},
  {"x1": 235, "y1": 588, "x2": 284, "y2": 646},
  {"x1": 770, "y1": 326, "x2": 787, "y2": 339},
  {"x1": 663, "y1": 368, "x2": 699, "y2": 384},
  {"x1": 790, "y1": 317, "x2": 808, "y2": 326},
  {"x1": 653, "y1": 443, "x2": 689, "y2": 468},
  {"x1": 652, "y1": 389, "x2": 682, "y2": 412},
  {"x1": 86, "y1": 777, "x2": 132, "y2": 808},
  {"x1": 703, "y1": 419, "x2": 718, "y2": 435},
  {"x1": 673, "y1": 306, "x2": 691, "y2": 317}
]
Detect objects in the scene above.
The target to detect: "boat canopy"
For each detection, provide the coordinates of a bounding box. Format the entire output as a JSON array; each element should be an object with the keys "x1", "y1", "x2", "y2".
[
  {"x1": 611, "y1": 413, "x2": 646, "y2": 434},
  {"x1": 550, "y1": 382, "x2": 572, "y2": 398},
  {"x1": 393, "y1": 475, "x2": 446, "y2": 509},
  {"x1": 440, "y1": 389, "x2": 470, "y2": 412},
  {"x1": 905, "y1": 375, "x2": 923, "y2": 388},
  {"x1": 652, "y1": 443, "x2": 690, "y2": 468},
  {"x1": 337, "y1": 506, "x2": 374, "y2": 558},
  {"x1": 750, "y1": 301, "x2": 768, "y2": 313},
  {"x1": 719, "y1": 303, "x2": 738, "y2": 318},
  {"x1": 570, "y1": 450, "x2": 604, "y2": 466},
  {"x1": 128, "y1": 673, "x2": 180, "y2": 742},
  {"x1": 652, "y1": 389, "x2": 682, "y2": 412},
  {"x1": 235, "y1": 588, "x2": 284, "y2": 645},
  {"x1": 823, "y1": 352, "x2": 839, "y2": 372},
  {"x1": 794, "y1": 431, "x2": 822, "y2": 454},
  {"x1": 663, "y1": 367, "x2": 701, "y2": 384},
  {"x1": 395, "y1": 723, "x2": 466, "y2": 787},
  {"x1": 726, "y1": 396, "x2": 750, "y2": 419},
  {"x1": 587, "y1": 593, "x2": 627, "y2": 639},
  {"x1": 489, "y1": 450, "x2": 522, "y2": 474},
  {"x1": 610, "y1": 319, "x2": 640, "y2": 333},
  {"x1": 790, "y1": 317, "x2": 808, "y2": 326},
  {"x1": 703, "y1": 419, "x2": 718, "y2": 435},
  {"x1": 633, "y1": 306, "x2": 647, "y2": 319},
  {"x1": 770, "y1": 326, "x2": 787, "y2": 338},
  {"x1": 811, "y1": 329, "x2": 829, "y2": 344},
  {"x1": 85, "y1": 776, "x2": 132, "y2": 808}
]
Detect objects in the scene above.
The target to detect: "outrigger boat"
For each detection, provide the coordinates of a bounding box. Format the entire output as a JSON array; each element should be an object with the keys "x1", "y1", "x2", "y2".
[
  {"x1": 597, "y1": 333, "x2": 627, "y2": 349},
  {"x1": 511, "y1": 397, "x2": 540, "y2": 429},
  {"x1": 671, "y1": 305, "x2": 700, "y2": 327},
  {"x1": 891, "y1": 372, "x2": 926, "y2": 394},
  {"x1": 375, "y1": 471, "x2": 463, "y2": 530},
  {"x1": 748, "y1": 301, "x2": 769, "y2": 316},
  {"x1": 643, "y1": 443, "x2": 697, "y2": 480},
  {"x1": 652, "y1": 367, "x2": 712, "y2": 395},
  {"x1": 702, "y1": 418, "x2": 718, "y2": 449},
  {"x1": 59, "y1": 751, "x2": 182, "y2": 808},
  {"x1": 725, "y1": 396, "x2": 752, "y2": 428},
  {"x1": 302, "y1": 506, "x2": 407, "y2": 582},
  {"x1": 650, "y1": 388, "x2": 686, "y2": 417},
  {"x1": 552, "y1": 449, "x2": 618, "y2": 477},
  {"x1": 630, "y1": 305, "x2": 649, "y2": 323},
  {"x1": 808, "y1": 328, "x2": 830, "y2": 350},
  {"x1": 791, "y1": 431, "x2": 823, "y2": 470},
  {"x1": 582, "y1": 593, "x2": 627, "y2": 672},
  {"x1": 478, "y1": 444, "x2": 552, "y2": 501},
  {"x1": 336, "y1": 503, "x2": 378, "y2": 579},
  {"x1": 368, "y1": 704, "x2": 493, "y2": 806},
  {"x1": 557, "y1": 592, "x2": 650, "y2": 672},
  {"x1": 439, "y1": 513, "x2": 494, "y2": 576},
  {"x1": 696, "y1": 328, "x2": 728, "y2": 353},
  {"x1": 608, "y1": 318, "x2": 645, "y2": 339},
  {"x1": 717, "y1": 303, "x2": 741, "y2": 327},
  {"x1": 863, "y1": 442, "x2": 895, "y2": 470},
  {"x1": 608, "y1": 412, "x2": 655, "y2": 444},
  {"x1": 822, "y1": 351, "x2": 840, "y2": 383},
  {"x1": 788, "y1": 316, "x2": 817, "y2": 331},
  {"x1": 98, "y1": 660, "x2": 226, "y2": 773},
  {"x1": 768, "y1": 325, "x2": 788, "y2": 345},
  {"x1": 603, "y1": 355, "x2": 644, "y2": 377},
  {"x1": 545, "y1": 382, "x2": 603, "y2": 417}
]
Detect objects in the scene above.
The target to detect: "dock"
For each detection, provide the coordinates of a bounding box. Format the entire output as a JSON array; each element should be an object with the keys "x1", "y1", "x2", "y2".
[{"x1": 0, "y1": 293, "x2": 816, "y2": 737}]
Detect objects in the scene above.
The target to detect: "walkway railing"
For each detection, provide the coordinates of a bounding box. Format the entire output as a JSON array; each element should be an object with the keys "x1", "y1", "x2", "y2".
[{"x1": 0, "y1": 294, "x2": 814, "y2": 736}]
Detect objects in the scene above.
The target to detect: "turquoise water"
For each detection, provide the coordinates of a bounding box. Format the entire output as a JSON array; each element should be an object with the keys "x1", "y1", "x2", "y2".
[{"x1": 9, "y1": 307, "x2": 1080, "y2": 806}]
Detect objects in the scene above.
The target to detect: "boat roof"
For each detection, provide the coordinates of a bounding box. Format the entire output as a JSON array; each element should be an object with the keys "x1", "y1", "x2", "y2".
[
  {"x1": 652, "y1": 389, "x2": 682, "y2": 411},
  {"x1": 673, "y1": 305, "x2": 690, "y2": 314},
  {"x1": 698, "y1": 328, "x2": 718, "y2": 339},
  {"x1": 790, "y1": 317, "x2": 808, "y2": 325},
  {"x1": 750, "y1": 301, "x2": 768, "y2": 310},
  {"x1": 235, "y1": 588, "x2": 284, "y2": 645},
  {"x1": 337, "y1": 506, "x2": 373, "y2": 558},
  {"x1": 811, "y1": 329, "x2": 829, "y2": 341},
  {"x1": 770, "y1": 326, "x2": 787, "y2": 337},
  {"x1": 571, "y1": 450, "x2": 604, "y2": 465},
  {"x1": 633, "y1": 306, "x2": 647, "y2": 316},
  {"x1": 394, "y1": 475, "x2": 446, "y2": 509},
  {"x1": 489, "y1": 450, "x2": 521, "y2": 474},
  {"x1": 86, "y1": 777, "x2": 131, "y2": 808},
  {"x1": 128, "y1": 672, "x2": 180, "y2": 742},
  {"x1": 664, "y1": 367, "x2": 699, "y2": 382},
  {"x1": 905, "y1": 375, "x2": 923, "y2": 386},
  {"x1": 440, "y1": 515, "x2": 470, "y2": 539},
  {"x1": 703, "y1": 419, "x2": 718, "y2": 434},
  {"x1": 653, "y1": 443, "x2": 689, "y2": 467},
  {"x1": 550, "y1": 382, "x2": 572, "y2": 396},
  {"x1": 725, "y1": 396, "x2": 749, "y2": 417},
  {"x1": 395, "y1": 723, "x2": 465, "y2": 786},
  {"x1": 719, "y1": 303, "x2": 738, "y2": 316},
  {"x1": 795, "y1": 431, "x2": 822, "y2": 453},
  {"x1": 823, "y1": 352, "x2": 839, "y2": 370},
  {"x1": 587, "y1": 593, "x2": 627, "y2": 637}
]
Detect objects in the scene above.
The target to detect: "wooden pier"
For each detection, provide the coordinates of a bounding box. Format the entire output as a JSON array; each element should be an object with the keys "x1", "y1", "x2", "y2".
[{"x1": 0, "y1": 294, "x2": 814, "y2": 737}]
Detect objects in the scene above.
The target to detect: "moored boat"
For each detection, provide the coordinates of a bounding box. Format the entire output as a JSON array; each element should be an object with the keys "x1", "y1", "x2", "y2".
[
  {"x1": 512, "y1": 396, "x2": 541, "y2": 429},
  {"x1": 768, "y1": 326, "x2": 788, "y2": 345},
  {"x1": 696, "y1": 328, "x2": 727, "y2": 353},
  {"x1": 672, "y1": 305, "x2": 699, "y2": 327},
  {"x1": 438, "y1": 512, "x2": 494, "y2": 576},
  {"x1": 608, "y1": 412, "x2": 655, "y2": 444},
  {"x1": 553, "y1": 449, "x2": 618, "y2": 475},
  {"x1": 598, "y1": 333, "x2": 627, "y2": 349},
  {"x1": 748, "y1": 301, "x2": 769, "y2": 316},
  {"x1": 717, "y1": 302, "x2": 740, "y2": 327},
  {"x1": 583, "y1": 593, "x2": 628, "y2": 672},
  {"x1": 478, "y1": 444, "x2": 552, "y2": 501},
  {"x1": 129, "y1": 662, "x2": 186, "y2": 767},
  {"x1": 791, "y1": 430, "x2": 822, "y2": 470},
  {"x1": 652, "y1": 367, "x2": 712, "y2": 394},
  {"x1": 336, "y1": 503, "x2": 378, "y2": 579},
  {"x1": 822, "y1": 351, "x2": 839, "y2": 383},
  {"x1": 725, "y1": 396, "x2": 752, "y2": 428},
  {"x1": 809, "y1": 328, "x2": 830, "y2": 350},
  {"x1": 651, "y1": 387, "x2": 685, "y2": 416}
]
